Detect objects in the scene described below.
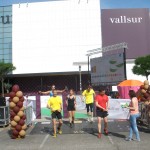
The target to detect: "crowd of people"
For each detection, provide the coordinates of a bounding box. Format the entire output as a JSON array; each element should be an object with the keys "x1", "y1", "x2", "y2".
[{"x1": 39, "y1": 84, "x2": 140, "y2": 141}]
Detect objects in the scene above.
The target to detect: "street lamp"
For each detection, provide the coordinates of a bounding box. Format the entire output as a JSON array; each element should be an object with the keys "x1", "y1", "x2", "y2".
[{"x1": 73, "y1": 61, "x2": 88, "y2": 93}]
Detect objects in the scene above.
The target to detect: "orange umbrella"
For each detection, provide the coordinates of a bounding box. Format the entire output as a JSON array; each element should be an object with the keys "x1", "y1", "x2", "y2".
[
  {"x1": 118, "y1": 79, "x2": 143, "y2": 86},
  {"x1": 117, "y1": 80, "x2": 143, "y2": 99}
]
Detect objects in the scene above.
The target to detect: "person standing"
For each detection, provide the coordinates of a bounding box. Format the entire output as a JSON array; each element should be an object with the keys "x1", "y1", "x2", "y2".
[
  {"x1": 95, "y1": 88, "x2": 109, "y2": 138},
  {"x1": 66, "y1": 89, "x2": 76, "y2": 128},
  {"x1": 125, "y1": 90, "x2": 140, "y2": 141},
  {"x1": 82, "y1": 85, "x2": 95, "y2": 122},
  {"x1": 47, "y1": 89, "x2": 63, "y2": 138},
  {"x1": 39, "y1": 84, "x2": 67, "y2": 97}
]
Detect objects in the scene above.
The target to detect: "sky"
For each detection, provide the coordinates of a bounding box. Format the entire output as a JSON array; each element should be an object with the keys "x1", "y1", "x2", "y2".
[
  {"x1": 100, "y1": 0, "x2": 150, "y2": 9},
  {"x1": 0, "y1": 0, "x2": 150, "y2": 8}
]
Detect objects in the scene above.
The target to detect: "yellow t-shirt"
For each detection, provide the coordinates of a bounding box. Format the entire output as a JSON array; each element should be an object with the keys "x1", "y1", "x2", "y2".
[
  {"x1": 47, "y1": 96, "x2": 62, "y2": 112},
  {"x1": 82, "y1": 89, "x2": 95, "y2": 104}
]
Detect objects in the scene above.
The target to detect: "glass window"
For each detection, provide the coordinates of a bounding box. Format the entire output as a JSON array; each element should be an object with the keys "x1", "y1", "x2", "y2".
[
  {"x1": 0, "y1": 27, "x2": 4, "y2": 32},
  {"x1": 0, "y1": 34, "x2": 4, "y2": 38},
  {"x1": 4, "y1": 27, "x2": 12, "y2": 33},
  {"x1": 4, "y1": 59, "x2": 12, "y2": 63},
  {"x1": 3, "y1": 32, "x2": 12, "y2": 38},
  {"x1": 0, "y1": 43, "x2": 3, "y2": 49},
  {"x1": 0, "y1": 24, "x2": 12, "y2": 28},
  {"x1": 4, "y1": 38, "x2": 11, "y2": 43},
  {"x1": 3, "y1": 43, "x2": 10, "y2": 49},
  {"x1": 4, "y1": 54, "x2": 9, "y2": 59},
  {"x1": 0, "y1": 50, "x2": 3, "y2": 54},
  {"x1": 3, "y1": 6, "x2": 12, "y2": 12},
  {"x1": 0, "y1": 55, "x2": 4, "y2": 60},
  {"x1": 4, "y1": 49, "x2": 10, "y2": 54}
]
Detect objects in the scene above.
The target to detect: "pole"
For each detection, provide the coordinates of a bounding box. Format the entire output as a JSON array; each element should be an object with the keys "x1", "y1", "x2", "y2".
[
  {"x1": 123, "y1": 48, "x2": 127, "y2": 80},
  {"x1": 88, "y1": 55, "x2": 90, "y2": 84},
  {"x1": 79, "y1": 65, "x2": 82, "y2": 94},
  {"x1": 40, "y1": 77, "x2": 43, "y2": 91}
]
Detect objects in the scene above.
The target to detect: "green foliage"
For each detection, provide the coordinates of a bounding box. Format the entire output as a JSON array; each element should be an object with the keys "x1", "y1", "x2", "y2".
[
  {"x1": 0, "y1": 62, "x2": 16, "y2": 80},
  {"x1": 0, "y1": 61, "x2": 16, "y2": 96},
  {"x1": 132, "y1": 55, "x2": 150, "y2": 79}
]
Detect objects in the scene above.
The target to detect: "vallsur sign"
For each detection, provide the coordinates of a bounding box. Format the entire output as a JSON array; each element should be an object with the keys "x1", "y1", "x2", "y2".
[{"x1": 110, "y1": 16, "x2": 143, "y2": 24}]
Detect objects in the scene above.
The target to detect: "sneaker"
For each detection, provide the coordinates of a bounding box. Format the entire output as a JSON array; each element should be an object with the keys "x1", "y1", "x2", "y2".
[
  {"x1": 104, "y1": 129, "x2": 108, "y2": 135},
  {"x1": 97, "y1": 133, "x2": 102, "y2": 139},
  {"x1": 57, "y1": 127, "x2": 62, "y2": 134},
  {"x1": 125, "y1": 137, "x2": 131, "y2": 141},
  {"x1": 87, "y1": 118, "x2": 90, "y2": 122},
  {"x1": 91, "y1": 118, "x2": 94, "y2": 123},
  {"x1": 52, "y1": 133, "x2": 57, "y2": 138},
  {"x1": 132, "y1": 139, "x2": 141, "y2": 142}
]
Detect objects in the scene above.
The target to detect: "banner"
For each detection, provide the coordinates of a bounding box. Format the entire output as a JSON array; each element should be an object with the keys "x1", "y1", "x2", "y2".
[
  {"x1": 76, "y1": 95, "x2": 86, "y2": 110},
  {"x1": 38, "y1": 95, "x2": 130, "y2": 119},
  {"x1": 91, "y1": 52, "x2": 125, "y2": 85},
  {"x1": 108, "y1": 99, "x2": 130, "y2": 119}
]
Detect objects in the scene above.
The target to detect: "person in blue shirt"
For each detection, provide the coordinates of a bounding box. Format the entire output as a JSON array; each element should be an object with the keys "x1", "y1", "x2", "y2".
[{"x1": 39, "y1": 84, "x2": 67, "y2": 97}]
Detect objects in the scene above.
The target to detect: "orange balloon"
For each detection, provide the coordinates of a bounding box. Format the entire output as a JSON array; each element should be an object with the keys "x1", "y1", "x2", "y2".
[
  {"x1": 11, "y1": 120, "x2": 17, "y2": 127},
  {"x1": 17, "y1": 111, "x2": 24, "y2": 117},
  {"x1": 13, "y1": 97, "x2": 19, "y2": 103},
  {"x1": 9, "y1": 102, "x2": 16, "y2": 108},
  {"x1": 22, "y1": 124, "x2": 27, "y2": 130},
  {"x1": 20, "y1": 106, "x2": 25, "y2": 111},
  {"x1": 19, "y1": 130, "x2": 26, "y2": 137},
  {"x1": 14, "y1": 116, "x2": 21, "y2": 122},
  {"x1": 16, "y1": 91, "x2": 23, "y2": 98}
]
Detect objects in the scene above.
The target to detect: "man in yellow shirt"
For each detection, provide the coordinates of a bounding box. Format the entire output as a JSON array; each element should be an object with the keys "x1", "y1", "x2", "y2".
[
  {"x1": 47, "y1": 89, "x2": 63, "y2": 137},
  {"x1": 82, "y1": 85, "x2": 95, "y2": 122}
]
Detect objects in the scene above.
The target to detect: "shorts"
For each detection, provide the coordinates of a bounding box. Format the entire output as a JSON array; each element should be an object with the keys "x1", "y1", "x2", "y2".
[
  {"x1": 67, "y1": 105, "x2": 75, "y2": 111},
  {"x1": 96, "y1": 109, "x2": 108, "y2": 118},
  {"x1": 51, "y1": 111, "x2": 62, "y2": 119},
  {"x1": 86, "y1": 103, "x2": 93, "y2": 112}
]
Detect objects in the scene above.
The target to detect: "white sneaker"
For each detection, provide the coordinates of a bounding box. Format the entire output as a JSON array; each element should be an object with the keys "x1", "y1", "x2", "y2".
[
  {"x1": 87, "y1": 118, "x2": 90, "y2": 122},
  {"x1": 91, "y1": 118, "x2": 94, "y2": 122}
]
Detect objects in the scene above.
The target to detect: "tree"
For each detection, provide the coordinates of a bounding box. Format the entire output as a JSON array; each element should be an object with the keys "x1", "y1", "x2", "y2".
[
  {"x1": 132, "y1": 55, "x2": 150, "y2": 80},
  {"x1": 0, "y1": 62, "x2": 16, "y2": 97}
]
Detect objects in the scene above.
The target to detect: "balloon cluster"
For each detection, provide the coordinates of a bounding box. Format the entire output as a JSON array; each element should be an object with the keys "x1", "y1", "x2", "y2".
[
  {"x1": 9, "y1": 85, "x2": 27, "y2": 139},
  {"x1": 139, "y1": 80, "x2": 150, "y2": 104}
]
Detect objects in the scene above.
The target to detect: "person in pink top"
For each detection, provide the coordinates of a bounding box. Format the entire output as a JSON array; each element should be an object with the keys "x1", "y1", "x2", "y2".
[{"x1": 125, "y1": 90, "x2": 140, "y2": 142}]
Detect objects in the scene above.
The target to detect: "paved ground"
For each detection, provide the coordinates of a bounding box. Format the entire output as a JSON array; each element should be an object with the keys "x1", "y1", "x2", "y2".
[{"x1": 0, "y1": 119, "x2": 150, "y2": 150}]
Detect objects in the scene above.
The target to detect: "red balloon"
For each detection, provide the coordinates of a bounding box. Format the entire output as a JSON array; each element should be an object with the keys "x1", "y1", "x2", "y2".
[
  {"x1": 12, "y1": 129, "x2": 19, "y2": 136},
  {"x1": 9, "y1": 92, "x2": 16, "y2": 98},
  {"x1": 10, "y1": 111, "x2": 16, "y2": 118},
  {"x1": 21, "y1": 115, "x2": 26, "y2": 120},
  {"x1": 141, "y1": 97, "x2": 147, "y2": 102},
  {"x1": 140, "y1": 85, "x2": 145, "y2": 89},
  {"x1": 12, "y1": 85, "x2": 20, "y2": 93},
  {"x1": 10, "y1": 116, "x2": 14, "y2": 121},
  {"x1": 144, "y1": 93, "x2": 150, "y2": 99},
  {"x1": 11, "y1": 134, "x2": 18, "y2": 139},
  {"x1": 15, "y1": 125, "x2": 22, "y2": 132},
  {"x1": 17, "y1": 101, "x2": 23, "y2": 108},
  {"x1": 20, "y1": 97, "x2": 24, "y2": 102},
  {"x1": 9, "y1": 98, "x2": 13, "y2": 102},
  {"x1": 13, "y1": 106, "x2": 20, "y2": 113},
  {"x1": 18, "y1": 119, "x2": 25, "y2": 126}
]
